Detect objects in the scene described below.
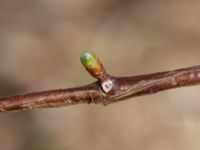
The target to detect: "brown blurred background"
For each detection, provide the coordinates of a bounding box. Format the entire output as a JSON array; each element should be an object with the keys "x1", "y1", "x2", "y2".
[{"x1": 1, "y1": 0, "x2": 200, "y2": 150}]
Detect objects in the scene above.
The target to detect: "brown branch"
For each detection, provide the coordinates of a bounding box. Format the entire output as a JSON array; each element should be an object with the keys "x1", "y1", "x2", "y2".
[{"x1": 1, "y1": 52, "x2": 200, "y2": 112}]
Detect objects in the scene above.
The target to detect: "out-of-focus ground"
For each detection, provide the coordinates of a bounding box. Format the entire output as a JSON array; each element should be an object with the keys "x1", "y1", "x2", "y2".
[{"x1": 1, "y1": 0, "x2": 200, "y2": 150}]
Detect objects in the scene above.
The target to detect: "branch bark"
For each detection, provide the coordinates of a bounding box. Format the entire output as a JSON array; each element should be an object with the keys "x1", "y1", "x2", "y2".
[{"x1": 1, "y1": 52, "x2": 200, "y2": 112}]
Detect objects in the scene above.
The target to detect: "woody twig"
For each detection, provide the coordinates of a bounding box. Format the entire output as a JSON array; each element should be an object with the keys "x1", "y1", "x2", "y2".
[{"x1": 1, "y1": 52, "x2": 200, "y2": 112}]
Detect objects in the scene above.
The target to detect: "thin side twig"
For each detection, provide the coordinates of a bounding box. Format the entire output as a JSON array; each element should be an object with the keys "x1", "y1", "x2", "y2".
[{"x1": 1, "y1": 52, "x2": 200, "y2": 112}]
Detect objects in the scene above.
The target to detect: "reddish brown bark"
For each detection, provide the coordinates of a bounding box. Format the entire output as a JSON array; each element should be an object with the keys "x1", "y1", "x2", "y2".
[{"x1": 1, "y1": 65, "x2": 200, "y2": 112}]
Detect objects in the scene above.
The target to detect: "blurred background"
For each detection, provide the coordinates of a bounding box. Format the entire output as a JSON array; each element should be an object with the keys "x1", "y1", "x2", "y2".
[{"x1": 1, "y1": 0, "x2": 200, "y2": 150}]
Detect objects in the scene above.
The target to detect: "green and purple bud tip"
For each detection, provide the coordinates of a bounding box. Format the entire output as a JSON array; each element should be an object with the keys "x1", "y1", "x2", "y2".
[{"x1": 80, "y1": 51, "x2": 105, "y2": 78}]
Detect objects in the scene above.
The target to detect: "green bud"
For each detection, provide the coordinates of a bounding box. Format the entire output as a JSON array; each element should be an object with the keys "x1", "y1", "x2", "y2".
[
  {"x1": 80, "y1": 51, "x2": 105, "y2": 78},
  {"x1": 80, "y1": 51, "x2": 98, "y2": 69}
]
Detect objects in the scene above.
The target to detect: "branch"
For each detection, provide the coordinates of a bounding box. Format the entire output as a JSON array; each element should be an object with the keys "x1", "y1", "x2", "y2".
[{"x1": 1, "y1": 52, "x2": 200, "y2": 112}]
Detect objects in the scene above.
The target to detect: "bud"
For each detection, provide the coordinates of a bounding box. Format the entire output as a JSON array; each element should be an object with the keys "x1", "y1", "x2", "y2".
[{"x1": 80, "y1": 51, "x2": 105, "y2": 78}]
